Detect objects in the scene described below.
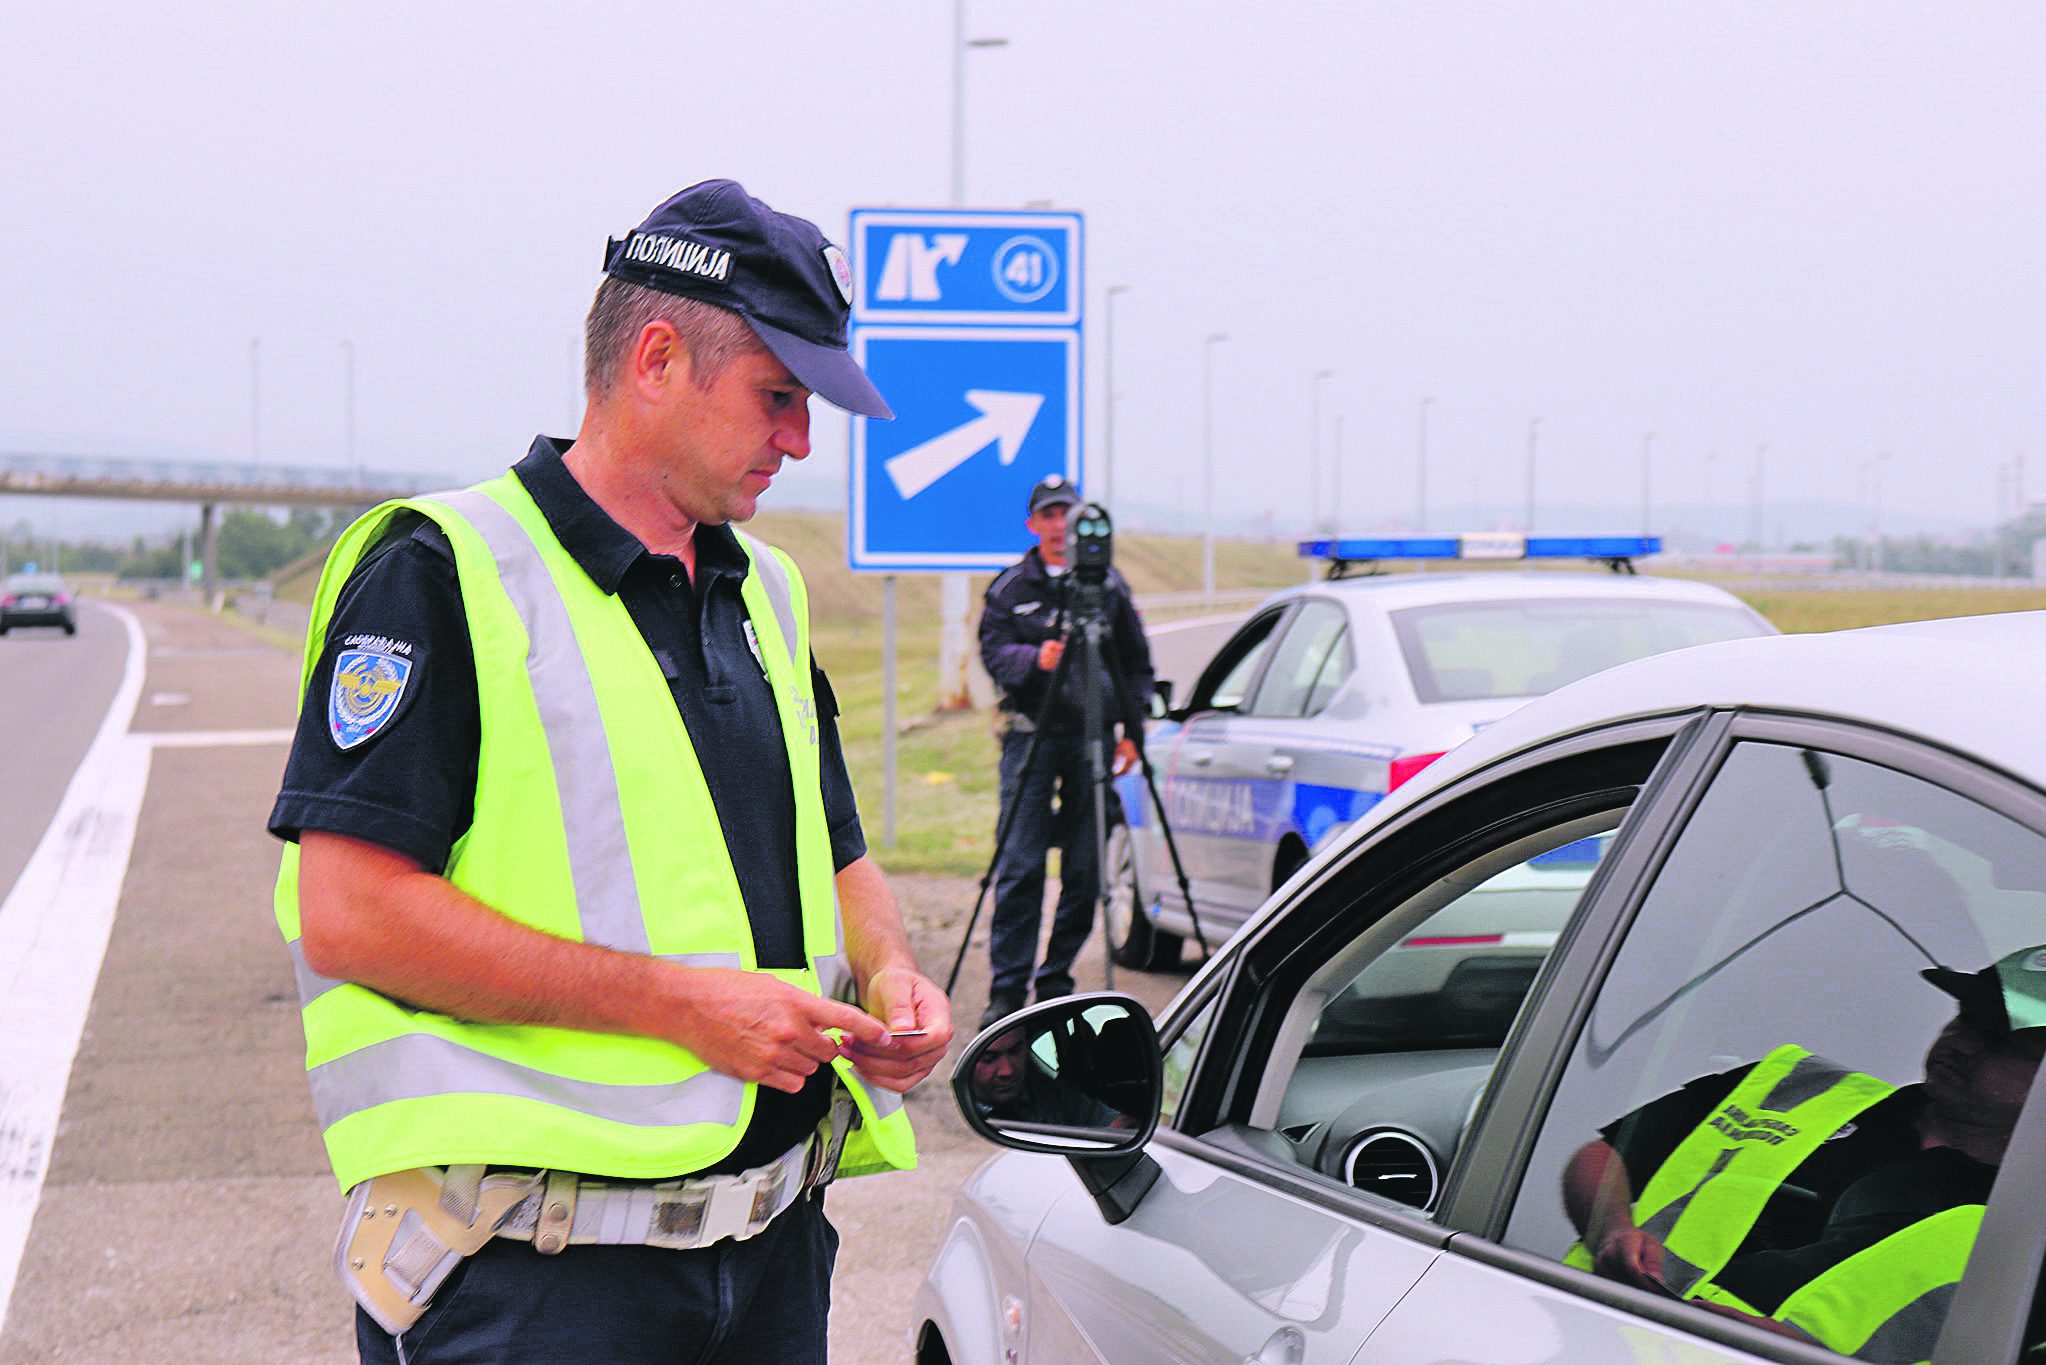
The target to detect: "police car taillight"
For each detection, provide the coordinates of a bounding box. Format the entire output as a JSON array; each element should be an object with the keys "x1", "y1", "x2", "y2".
[{"x1": 1388, "y1": 752, "x2": 1445, "y2": 790}]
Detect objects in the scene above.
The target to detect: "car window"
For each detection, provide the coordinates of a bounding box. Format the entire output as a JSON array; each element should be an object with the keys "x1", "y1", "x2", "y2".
[
  {"x1": 4, "y1": 575, "x2": 65, "y2": 592},
  {"x1": 1389, "y1": 597, "x2": 1766, "y2": 703},
  {"x1": 1161, "y1": 990, "x2": 1222, "y2": 1126},
  {"x1": 1504, "y1": 740, "x2": 2046, "y2": 1359},
  {"x1": 1234, "y1": 814, "x2": 1623, "y2": 1218},
  {"x1": 1189, "y1": 607, "x2": 1288, "y2": 713},
  {"x1": 1246, "y1": 599, "x2": 1351, "y2": 719}
]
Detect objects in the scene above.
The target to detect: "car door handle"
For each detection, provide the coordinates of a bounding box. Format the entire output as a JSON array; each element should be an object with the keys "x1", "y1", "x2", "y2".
[
  {"x1": 1244, "y1": 1325, "x2": 1305, "y2": 1365},
  {"x1": 1185, "y1": 749, "x2": 1213, "y2": 766},
  {"x1": 1264, "y1": 756, "x2": 1294, "y2": 777}
]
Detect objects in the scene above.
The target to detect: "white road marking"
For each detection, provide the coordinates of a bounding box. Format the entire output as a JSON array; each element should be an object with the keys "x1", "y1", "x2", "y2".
[
  {"x1": 146, "y1": 729, "x2": 296, "y2": 748},
  {"x1": 0, "y1": 604, "x2": 148, "y2": 1333}
]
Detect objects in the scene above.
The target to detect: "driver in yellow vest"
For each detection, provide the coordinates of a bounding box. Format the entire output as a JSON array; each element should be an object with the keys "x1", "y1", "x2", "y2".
[
  {"x1": 268, "y1": 181, "x2": 954, "y2": 1364},
  {"x1": 1563, "y1": 948, "x2": 2046, "y2": 1361}
]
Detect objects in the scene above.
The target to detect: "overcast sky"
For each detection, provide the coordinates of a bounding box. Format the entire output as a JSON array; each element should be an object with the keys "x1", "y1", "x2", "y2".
[{"x1": 5, "y1": 1, "x2": 2042, "y2": 548}]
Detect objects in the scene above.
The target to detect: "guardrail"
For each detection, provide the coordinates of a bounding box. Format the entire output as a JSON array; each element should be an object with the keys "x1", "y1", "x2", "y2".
[{"x1": 1131, "y1": 589, "x2": 1278, "y2": 621}]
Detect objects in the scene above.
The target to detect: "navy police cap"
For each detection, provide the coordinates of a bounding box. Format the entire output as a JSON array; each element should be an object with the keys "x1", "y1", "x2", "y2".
[
  {"x1": 1028, "y1": 475, "x2": 1081, "y2": 514},
  {"x1": 604, "y1": 180, "x2": 893, "y2": 420}
]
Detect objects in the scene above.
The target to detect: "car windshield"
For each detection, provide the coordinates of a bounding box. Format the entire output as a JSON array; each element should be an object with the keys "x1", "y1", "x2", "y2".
[
  {"x1": 5, "y1": 575, "x2": 65, "y2": 593},
  {"x1": 1390, "y1": 597, "x2": 1763, "y2": 703}
]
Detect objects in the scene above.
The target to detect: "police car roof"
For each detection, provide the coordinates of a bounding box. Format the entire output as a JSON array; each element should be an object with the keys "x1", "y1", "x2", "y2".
[
  {"x1": 1386, "y1": 609, "x2": 2046, "y2": 810},
  {"x1": 1273, "y1": 570, "x2": 1761, "y2": 612}
]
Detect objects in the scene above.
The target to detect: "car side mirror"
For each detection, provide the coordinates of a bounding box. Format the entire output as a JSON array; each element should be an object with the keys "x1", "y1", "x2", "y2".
[
  {"x1": 951, "y1": 994, "x2": 1165, "y2": 1224},
  {"x1": 1150, "y1": 679, "x2": 1175, "y2": 719},
  {"x1": 952, "y1": 994, "x2": 1162, "y2": 1155}
]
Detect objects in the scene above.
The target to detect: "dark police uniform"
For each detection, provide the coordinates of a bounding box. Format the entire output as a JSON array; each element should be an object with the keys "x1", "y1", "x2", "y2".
[
  {"x1": 270, "y1": 437, "x2": 864, "y2": 1361},
  {"x1": 978, "y1": 540, "x2": 1154, "y2": 1014},
  {"x1": 271, "y1": 436, "x2": 862, "y2": 1172}
]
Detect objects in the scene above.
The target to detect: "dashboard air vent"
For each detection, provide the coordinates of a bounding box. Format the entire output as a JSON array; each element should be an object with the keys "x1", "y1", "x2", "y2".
[{"x1": 1342, "y1": 1130, "x2": 1440, "y2": 1211}]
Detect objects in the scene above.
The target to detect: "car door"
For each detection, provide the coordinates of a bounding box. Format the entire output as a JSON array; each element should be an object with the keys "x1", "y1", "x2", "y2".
[
  {"x1": 1017, "y1": 721, "x2": 1689, "y2": 1364},
  {"x1": 1155, "y1": 604, "x2": 1293, "y2": 929},
  {"x1": 1359, "y1": 715, "x2": 2046, "y2": 1365},
  {"x1": 1213, "y1": 597, "x2": 1362, "y2": 898}
]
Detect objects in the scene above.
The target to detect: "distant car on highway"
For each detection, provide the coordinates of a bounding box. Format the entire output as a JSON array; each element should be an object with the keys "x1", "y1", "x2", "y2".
[
  {"x1": 1107, "y1": 536, "x2": 1774, "y2": 967},
  {"x1": 0, "y1": 573, "x2": 78, "y2": 636},
  {"x1": 921, "y1": 608, "x2": 2046, "y2": 1365}
]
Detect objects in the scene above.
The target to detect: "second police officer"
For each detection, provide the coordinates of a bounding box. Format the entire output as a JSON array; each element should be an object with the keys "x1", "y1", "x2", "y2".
[{"x1": 977, "y1": 475, "x2": 1157, "y2": 1029}]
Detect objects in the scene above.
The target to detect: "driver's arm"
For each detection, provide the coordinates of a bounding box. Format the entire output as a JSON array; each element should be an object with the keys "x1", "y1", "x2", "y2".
[{"x1": 1563, "y1": 1139, "x2": 1672, "y2": 1292}]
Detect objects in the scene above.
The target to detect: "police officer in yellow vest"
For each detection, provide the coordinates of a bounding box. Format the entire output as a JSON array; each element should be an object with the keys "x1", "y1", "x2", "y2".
[
  {"x1": 268, "y1": 181, "x2": 954, "y2": 1364},
  {"x1": 1563, "y1": 948, "x2": 2046, "y2": 1362}
]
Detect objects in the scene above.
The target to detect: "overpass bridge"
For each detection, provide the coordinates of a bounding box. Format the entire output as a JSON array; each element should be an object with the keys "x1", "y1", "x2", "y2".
[{"x1": 0, "y1": 452, "x2": 454, "y2": 598}]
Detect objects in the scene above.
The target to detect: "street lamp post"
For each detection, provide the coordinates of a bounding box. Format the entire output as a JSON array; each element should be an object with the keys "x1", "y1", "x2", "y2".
[
  {"x1": 1750, "y1": 442, "x2": 1768, "y2": 551},
  {"x1": 1524, "y1": 416, "x2": 1542, "y2": 533},
  {"x1": 949, "y1": 2, "x2": 1008, "y2": 204},
  {"x1": 1103, "y1": 284, "x2": 1129, "y2": 510},
  {"x1": 1863, "y1": 452, "x2": 1893, "y2": 574},
  {"x1": 1202, "y1": 333, "x2": 1229, "y2": 595},
  {"x1": 1309, "y1": 369, "x2": 1334, "y2": 535},
  {"x1": 1416, "y1": 396, "x2": 1435, "y2": 532},
  {"x1": 341, "y1": 339, "x2": 359, "y2": 485},
  {"x1": 248, "y1": 337, "x2": 262, "y2": 465},
  {"x1": 1640, "y1": 431, "x2": 1655, "y2": 537},
  {"x1": 934, "y1": 6, "x2": 1010, "y2": 723},
  {"x1": 1331, "y1": 414, "x2": 1345, "y2": 534}
]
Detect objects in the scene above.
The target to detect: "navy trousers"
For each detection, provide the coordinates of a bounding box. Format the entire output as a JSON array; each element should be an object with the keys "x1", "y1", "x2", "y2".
[
  {"x1": 989, "y1": 726, "x2": 1108, "y2": 1000},
  {"x1": 358, "y1": 1190, "x2": 837, "y2": 1365}
]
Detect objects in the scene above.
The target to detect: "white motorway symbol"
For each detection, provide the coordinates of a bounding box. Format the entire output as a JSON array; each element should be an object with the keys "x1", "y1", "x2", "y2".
[{"x1": 883, "y1": 390, "x2": 1045, "y2": 500}]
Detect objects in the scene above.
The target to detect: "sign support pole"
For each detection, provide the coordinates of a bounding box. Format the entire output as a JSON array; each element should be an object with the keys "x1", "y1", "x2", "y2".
[{"x1": 882, "y1": 574, "x2": 899, "y2": 848}]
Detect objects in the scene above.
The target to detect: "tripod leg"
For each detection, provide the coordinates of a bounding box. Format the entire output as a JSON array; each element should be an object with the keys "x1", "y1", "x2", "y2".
[
  {"x1": 1095, "y1": 621, "x2": 1211, "y2": 964},
  {"x1": 945, "y1": 629, "x2": 1081, "y2": 1001}
]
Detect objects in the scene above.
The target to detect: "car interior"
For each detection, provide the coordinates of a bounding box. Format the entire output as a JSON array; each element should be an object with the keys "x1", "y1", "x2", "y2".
[{"x1": 1238, "y1": 811, "x2": 1625, "y2": 1212}]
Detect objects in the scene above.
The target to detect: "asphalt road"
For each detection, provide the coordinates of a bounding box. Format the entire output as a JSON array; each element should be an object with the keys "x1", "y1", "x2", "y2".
[{"x1": 0, "y1": 598, "x2": 1201, "y2": 1364}]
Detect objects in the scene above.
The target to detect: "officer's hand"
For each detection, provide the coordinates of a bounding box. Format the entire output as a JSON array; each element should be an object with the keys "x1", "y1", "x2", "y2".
[
  {"x1": 1592, "y1": 1224, "x2": 1671, "y2": 1294},
  {"x1": 842, "y1": 966, "x2": 954, "y2": 1093},
  {"x1": 1113, "y1": 738, "x2": 1139, "y2": 776},
  {"x1": 1037, "y1": 639, "x2": 1064, "y2": 671},
  {"x1": 661, "y1": 968, "x2": 889, "y2": 1095}
]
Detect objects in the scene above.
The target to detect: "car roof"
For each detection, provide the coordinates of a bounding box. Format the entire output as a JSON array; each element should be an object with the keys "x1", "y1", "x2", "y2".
[
  {"x1": 1271, "y1": 570, "x2": 1762, "y2": 614},
  {"x1": 1394, "y1": 609, "x2": 2046, "y2": 804}
]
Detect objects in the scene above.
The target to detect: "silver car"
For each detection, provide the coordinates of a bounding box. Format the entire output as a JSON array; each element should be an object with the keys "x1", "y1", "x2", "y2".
[
  {"x1": 1109, "y1": 563, "x2": 1774, "y2": 968},
  {"x1": 919, "y1": 610, "x2": 2046, "y2": 1365}
]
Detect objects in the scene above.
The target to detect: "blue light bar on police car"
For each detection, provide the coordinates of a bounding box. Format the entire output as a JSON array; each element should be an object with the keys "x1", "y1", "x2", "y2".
[{"x1": 1298, "y1": 533, "x2": 1661, "y2": 562}]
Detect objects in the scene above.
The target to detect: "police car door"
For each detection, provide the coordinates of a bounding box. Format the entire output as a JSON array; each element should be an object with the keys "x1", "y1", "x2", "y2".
[{"x1": 1167, "y1": 604, "x2": 1294, "y2": 931}]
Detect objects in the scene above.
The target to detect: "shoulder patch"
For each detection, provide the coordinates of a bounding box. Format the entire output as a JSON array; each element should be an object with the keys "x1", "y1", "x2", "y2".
[{"x1": 329, "y1": 644, "x2": 415, "y2": 750}]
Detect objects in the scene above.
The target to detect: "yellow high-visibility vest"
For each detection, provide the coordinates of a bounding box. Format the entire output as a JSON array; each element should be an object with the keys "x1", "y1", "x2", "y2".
[
  {"x1": 1566, "y1": 1044, "x2": 1894, "y2": 1298},
  {"x1": 276, "y1": 472, "x2": 915, "y2": 1191},
  {"x1": 1771, "y1": 1202, "x2": 1981, "y2": 1363}
]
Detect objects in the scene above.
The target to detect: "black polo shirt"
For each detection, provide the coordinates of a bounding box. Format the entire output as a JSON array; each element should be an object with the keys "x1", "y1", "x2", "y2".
[{"x1": 269, "y1": 435, "x2": 865, "y2": 1173}]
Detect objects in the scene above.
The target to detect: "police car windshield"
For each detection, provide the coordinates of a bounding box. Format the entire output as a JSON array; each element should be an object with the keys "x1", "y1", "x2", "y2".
[
  {"x1": 1390, "y1": 598, "x2": 1764, "y2": 703},
  {"x1": 4, "y1": 574, "x2": 65, "y2": 592}
]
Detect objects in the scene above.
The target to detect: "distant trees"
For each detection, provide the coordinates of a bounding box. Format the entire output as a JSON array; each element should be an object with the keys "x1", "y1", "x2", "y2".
[
  {"x1": 1833, "y1": 508, "x2": 2046, "y2": 577},
  {"x1": 5, "y1": 508, "x2": 344, "y2": 583}
]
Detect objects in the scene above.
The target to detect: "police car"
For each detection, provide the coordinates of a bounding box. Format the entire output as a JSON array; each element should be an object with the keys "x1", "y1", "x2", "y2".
[{"x1": 1106, "y1": 534, "x2": 1774, "y2": 968}]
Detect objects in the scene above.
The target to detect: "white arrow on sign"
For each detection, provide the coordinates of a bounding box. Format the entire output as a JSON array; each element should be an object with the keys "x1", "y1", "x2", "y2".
[{"x1": 884, "y1": 390, "x2": 1045, "y2": 500}]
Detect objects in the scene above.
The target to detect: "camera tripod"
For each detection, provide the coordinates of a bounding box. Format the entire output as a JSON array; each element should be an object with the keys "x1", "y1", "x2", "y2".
[{"x1": 943, "y1": 515, "x2": 1209, "y2": 1010}]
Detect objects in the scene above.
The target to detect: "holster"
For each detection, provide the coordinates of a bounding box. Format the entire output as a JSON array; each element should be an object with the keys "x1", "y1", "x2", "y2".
[{"x1": 336, "y1": 1165, "x2": 537, "y2": 1336}]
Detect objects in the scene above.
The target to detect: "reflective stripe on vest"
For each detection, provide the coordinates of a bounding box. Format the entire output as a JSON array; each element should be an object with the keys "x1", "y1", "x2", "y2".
[
  {"x1": 1564, "y1": 1045, "x2": 1895, "y2": 1296},
  {"x1": 275, "y1": 473, "x2": 911, "y2": 1189},
  {"x1": 1775, "y1": 1203, "x2": 1982, "y2": 1363}
]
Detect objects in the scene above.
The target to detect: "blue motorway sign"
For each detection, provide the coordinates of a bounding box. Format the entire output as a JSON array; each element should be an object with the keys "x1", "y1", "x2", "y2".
[
  {"x1": 850, "y1": 211, "x2": 1081, "y2": 327},
  {"x1": 849, "y1": 328, "x2": 1079, "y2": 570}
]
